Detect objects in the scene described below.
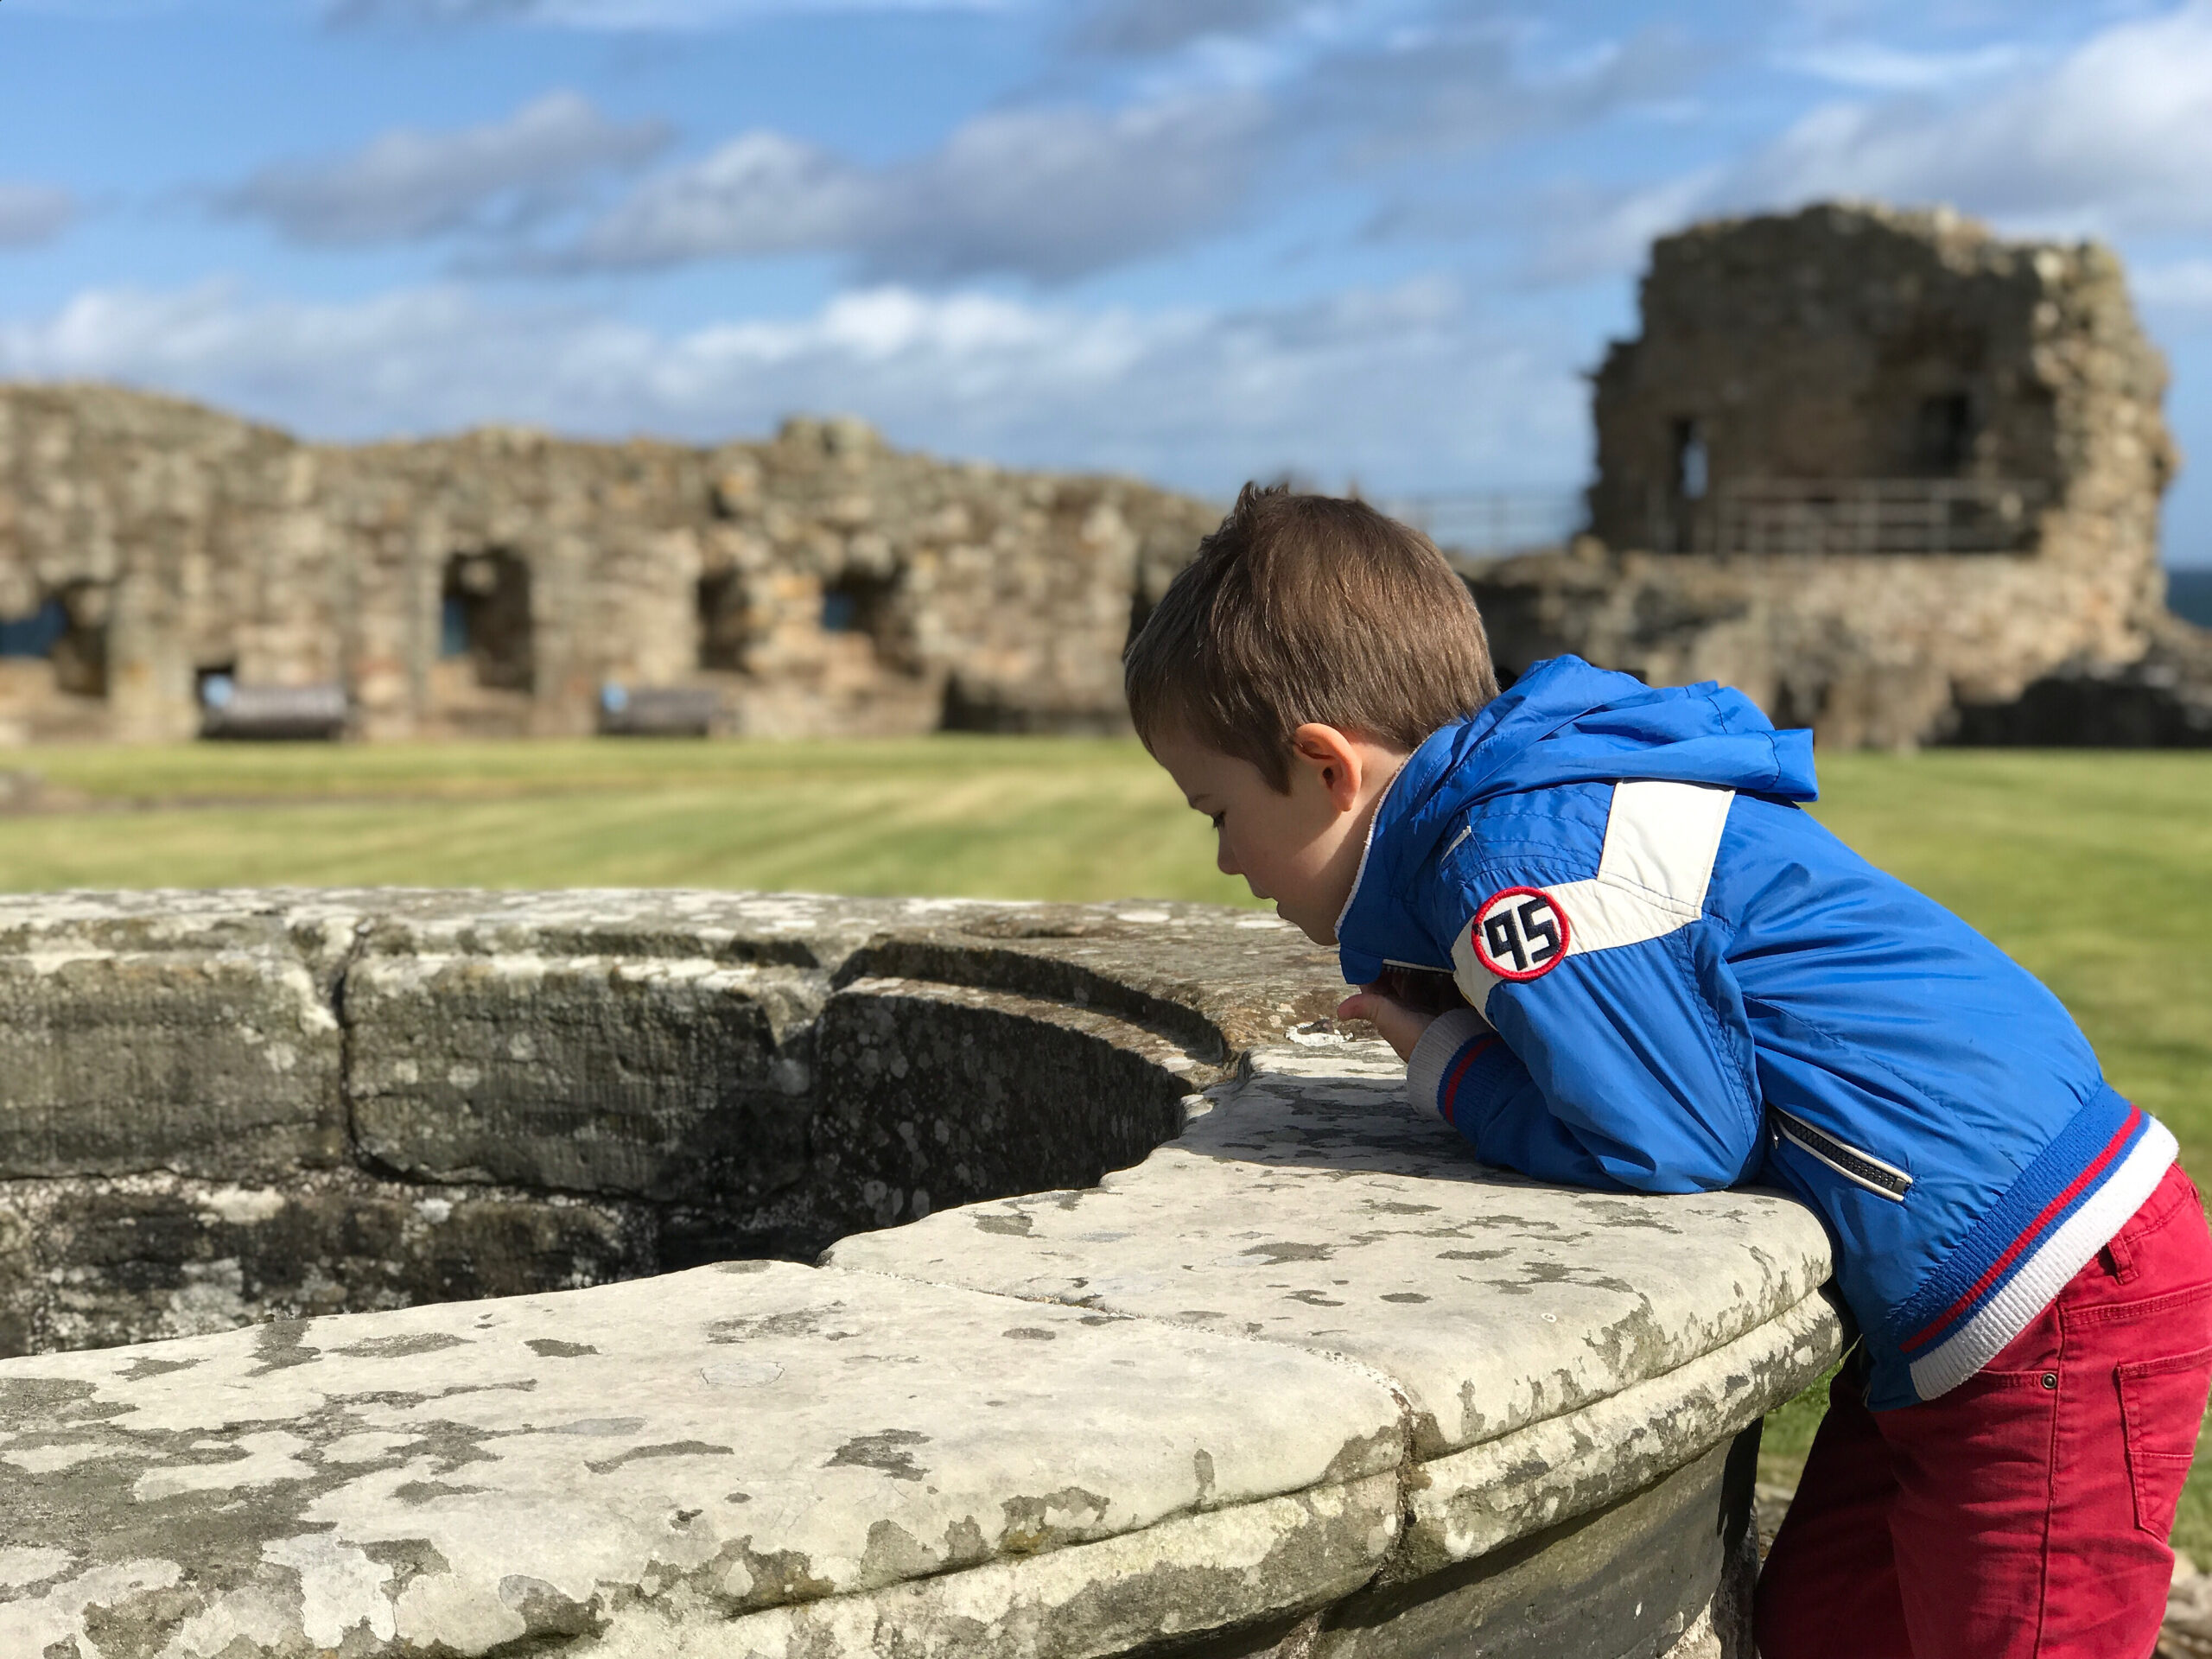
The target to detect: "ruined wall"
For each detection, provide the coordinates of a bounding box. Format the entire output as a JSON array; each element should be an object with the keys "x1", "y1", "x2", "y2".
[
  {"x1": 1515, "y1": 202, "x2": 2195, "y2": 748},
  {"x1": 1468, "y1": 538, "x2": 2212, "y2": 747},
  {"x1": 0, "y1": 388, "x2": 1220, "y2": 744}
]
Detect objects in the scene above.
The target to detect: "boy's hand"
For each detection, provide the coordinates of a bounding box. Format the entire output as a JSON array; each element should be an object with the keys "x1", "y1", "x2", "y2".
[{"x1": 1336, "y1": 983, "x2": 1438, "y2": 1063}]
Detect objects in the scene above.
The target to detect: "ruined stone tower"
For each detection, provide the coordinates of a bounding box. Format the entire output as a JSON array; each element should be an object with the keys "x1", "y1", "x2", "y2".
[
  {"x1": 1589, "y1": 202, "x2": 2174, "y2": 576},
  {"x1": 1472, "y1": 202, "x2": 2198, "y2": 747}
]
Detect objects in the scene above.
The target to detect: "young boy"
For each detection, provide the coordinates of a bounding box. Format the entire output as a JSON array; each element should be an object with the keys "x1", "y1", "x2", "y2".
[{"x1": 1125, "y1": 483, "x2": 2212, "y2": 1659}]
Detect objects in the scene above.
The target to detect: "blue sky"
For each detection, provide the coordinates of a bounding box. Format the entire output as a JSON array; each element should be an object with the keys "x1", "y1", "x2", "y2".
[{"x1": 4, "y1": 0, "x2": 2211, "y2": 566}]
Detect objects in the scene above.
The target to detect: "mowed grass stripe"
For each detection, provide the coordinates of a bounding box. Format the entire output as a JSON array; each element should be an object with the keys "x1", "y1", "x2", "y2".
[{"x1": 0, "y1": 744, "x2": 1258, "y2": 903}]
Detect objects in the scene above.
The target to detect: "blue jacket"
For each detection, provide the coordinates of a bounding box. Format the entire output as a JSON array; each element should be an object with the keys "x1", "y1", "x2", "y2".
[{"x1": 1338, "y1": 656, "x2": 2174, "y2": 1408}]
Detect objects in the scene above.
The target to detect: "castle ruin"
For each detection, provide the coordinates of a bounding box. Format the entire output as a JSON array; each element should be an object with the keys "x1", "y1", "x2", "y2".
[
  {"x1": 1473, "y1": 201, "x2": 2210, "y2": 747},
  {"x1": 0, "y1": 387, "x2": 1215, "y2": 745},
  {"x1": 3, "y1": 202, "x2": 2209, "y2": 751}
]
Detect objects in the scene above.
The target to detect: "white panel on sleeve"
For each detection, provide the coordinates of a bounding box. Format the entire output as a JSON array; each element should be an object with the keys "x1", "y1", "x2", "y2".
[
  {"x1": 1595, "y1": 781, "x2": 1734, "y2": 911},
  {"x1": 1451, "y1": 781, "x2": 1737, "y2": 1009}
]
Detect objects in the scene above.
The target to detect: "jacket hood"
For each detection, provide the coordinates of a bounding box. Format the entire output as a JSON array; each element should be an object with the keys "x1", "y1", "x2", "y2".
[{"x1": 1336, "y1": 656, "x2": 1818, "y2": 982}]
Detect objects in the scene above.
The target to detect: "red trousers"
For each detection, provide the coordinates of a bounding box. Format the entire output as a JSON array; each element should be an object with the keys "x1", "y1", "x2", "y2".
[{"x1": 1757, "y1": 1160, "x2": 2212, "y2": 1659}]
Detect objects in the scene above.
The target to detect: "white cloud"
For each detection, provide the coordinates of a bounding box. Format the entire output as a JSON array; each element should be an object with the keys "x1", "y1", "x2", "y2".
[
  {"x1": 0, "y1": 184, "x2": 75, "y2": 250},
  {"x1": 550, "y1": 130, "x2": 865, "y2": 264},
  {"x1": 0, "y1": 276, "x2": 1582, "y2": 494},
  {"x1": 546, "y1": 93, "x2": 1269, "y2": 282},
  {"x1": 1738, "y1": 3, "x2": 2212, "y2": 235},
  {"x1": 1319, "y1": 22, "x2": 1695, "y2": 164},
  {"x1": 326, "y1": 0, "x2": 1015, "y2": 26},
  {"x1": 1523, "y1": 3, "x2": 2212, "y2": 281},
  {"x1": 1776, "y1": 41, "x2": 2029, "y2": 92},
  {"x1": 536, "y1": 9, "x2": 1691, "y2": 283},
  {"x1": 218, "y1": 92, "x2": 670, "y2": 245}
]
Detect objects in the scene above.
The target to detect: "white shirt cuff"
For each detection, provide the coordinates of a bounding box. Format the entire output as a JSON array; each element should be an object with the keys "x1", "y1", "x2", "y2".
[{"x1": 1406, "y1": 1006, "x2": 1494, "y2": 1117}]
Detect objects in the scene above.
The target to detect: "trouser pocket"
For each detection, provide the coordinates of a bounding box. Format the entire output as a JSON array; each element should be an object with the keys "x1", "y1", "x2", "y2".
[{"x1": 2117, "y1": 1342, "x2": 2212, "y2": 1537}]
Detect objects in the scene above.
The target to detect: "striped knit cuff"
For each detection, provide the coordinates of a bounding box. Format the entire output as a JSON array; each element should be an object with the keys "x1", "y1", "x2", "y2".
[{"x1": 1406, "y1": 1007, "x2": 1493, "y2": 1121}]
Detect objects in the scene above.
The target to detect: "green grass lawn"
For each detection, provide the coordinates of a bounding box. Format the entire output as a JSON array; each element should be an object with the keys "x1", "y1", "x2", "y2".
[
  {"x1": 3, "y1": 737, "x2": 2209, "y2": 1552},
  {"x1": 0, "y1": 736, "x2": 1257, "y2": 902}
]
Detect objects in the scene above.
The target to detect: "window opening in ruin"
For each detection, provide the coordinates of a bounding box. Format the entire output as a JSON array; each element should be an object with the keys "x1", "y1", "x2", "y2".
[
  {"x1": 1913, "y1": 393, "x2": 1977, "y2": 474},
  {"x1": 439, "y1": 550, "x2": 535, "y2": 691},
  {"x1": 818, "y1": 573, "x2": 895, "y2": 642},
  {"x1": 696, "y1": 570, "x2": 746, "y2": 672},
  {"x1": 0, "y1": 584, "x2": 111, "y2": 697},
  {"x1": 439, "y1": 596, "x2": 470, "y2": 659},
  {"x1": 1673, "y1": 419, "x2": 1709, "y2": 501},
  {"x1": 0, "y1": 597, "x2": 68, "y2": 659}
]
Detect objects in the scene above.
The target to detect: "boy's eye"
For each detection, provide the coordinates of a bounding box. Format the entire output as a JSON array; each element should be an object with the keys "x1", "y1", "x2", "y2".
[{"x1": 1209, "y1": 812, "x2": 1226, "y2": 830}]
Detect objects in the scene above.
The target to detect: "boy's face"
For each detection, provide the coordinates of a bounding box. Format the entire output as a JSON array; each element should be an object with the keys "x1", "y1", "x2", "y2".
[{"x1": 1151, "y1": 722, "x2": 1406, "y2": 947}]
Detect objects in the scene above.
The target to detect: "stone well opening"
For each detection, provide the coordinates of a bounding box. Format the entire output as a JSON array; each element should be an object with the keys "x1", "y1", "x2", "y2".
[{"x1": 0, "y1": 893, "x2": 1287, "y2": 1361}]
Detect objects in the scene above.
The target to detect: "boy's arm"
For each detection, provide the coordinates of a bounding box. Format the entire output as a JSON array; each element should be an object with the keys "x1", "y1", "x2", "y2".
[
  {"x1": 1406, "y1": 1008, "x2": 1637, "y2": 1188},
  {"x1": 1398, "y1": 850, "x2": 1766, "y2": 1193}
]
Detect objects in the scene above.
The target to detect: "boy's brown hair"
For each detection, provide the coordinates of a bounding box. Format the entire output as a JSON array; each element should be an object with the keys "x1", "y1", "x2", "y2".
[{"x1": 1124, "y1": 482, "x2": 1497, "y2": 790}]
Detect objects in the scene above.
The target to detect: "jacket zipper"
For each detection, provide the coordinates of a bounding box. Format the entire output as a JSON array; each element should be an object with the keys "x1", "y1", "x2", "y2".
[{"x1": 1770, "y1": 1106, "x2": 1913, "y2": 1203}]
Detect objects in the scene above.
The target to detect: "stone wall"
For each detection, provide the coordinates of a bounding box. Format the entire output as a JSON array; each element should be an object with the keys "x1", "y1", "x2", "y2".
[
  {"x1": 0, "y1": 387, "x2": 1220, "y2": 744},
  {"x1": 0, "y1": 890, "x2": 1841, "y2": 1657},
  {"x1": 1484, "y1": 201, "x2": 2205, "y2": 749},
  {"x1": 1468, "y1": 537, "x2": 2212, "y2": 749},
  {"x1": 0, "y1": 890, "x2": 1338, "y2": 1354}
]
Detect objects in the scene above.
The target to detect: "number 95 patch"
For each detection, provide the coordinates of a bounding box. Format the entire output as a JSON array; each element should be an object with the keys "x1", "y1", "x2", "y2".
[{"x1": 1471, "y1": 887, "x2": 1572, "y2": 981}]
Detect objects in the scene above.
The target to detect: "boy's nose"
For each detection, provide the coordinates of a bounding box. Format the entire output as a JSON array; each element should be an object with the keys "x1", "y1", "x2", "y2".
[{"x1": 1215, "y1": 841, "x2": 1241, "y2": 877}]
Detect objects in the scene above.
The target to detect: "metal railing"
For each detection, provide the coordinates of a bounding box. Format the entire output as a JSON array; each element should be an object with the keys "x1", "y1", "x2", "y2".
[
  {"x1": 1656, "y1": 478, "x2": 2048, "y2": 557},
  {"x1": 1380, "y1": 490, "x2": 1587, "y2": 557}
]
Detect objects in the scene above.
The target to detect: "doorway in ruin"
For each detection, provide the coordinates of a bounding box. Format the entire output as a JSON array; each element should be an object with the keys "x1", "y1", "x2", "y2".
[
  {"x1": 1912, "y1": 392, "x2": 1977, "y2": 475},
  {"x1": 696, "y1": 569, "x2": 746, "y2": 672},
  {"x1": 440, "y1": 551, "x2": 534, "y2": 691},
  {"x1": 0, "y1": 582, "x2": 111, "y2": 699}
]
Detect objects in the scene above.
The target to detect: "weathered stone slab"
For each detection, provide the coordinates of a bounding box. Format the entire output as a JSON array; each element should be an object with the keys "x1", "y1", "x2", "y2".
[
  {"x1": 0, "y1": 1171, "x2": 648, "y2": 1358},
  {"x1": 0, "y1": 893, "x2": 1354, "y2": 1339},
  {"x1": 346, "y1": 951, "x2": 820, "y2": 1200},
  {"x1": 601, "y1": 1477, "x2": 1400, "y2": 1659},
  {"x1": 1398, "y1": 1290, "x2": 1838, "y2": 1576},
  {"x1": 828, "y1": 1040, "x2": 1837, "y2": 1462},
  {"x1": 0, "y1": 1261, "x2": 1406, "y2": 1658},
  {"x1": 334, "y1": 892, "x2": 893, "y2": 1209},
  {"x1": 0, "y1": 893, "x2": 359, "y2": 1180},
  {"x1": 840, "y1": 902, "x2": 1343, "y2": 1058},
  {"x1": 1308, "y1": 1430, "x2": 1757, "y2": 1659},
  {"x1": 0, "y1": 891, "x2": 1833, "y2": 1658},
  {"x1": 346, "y1": 888, "x2": 928, "y2": 973},
  {"x1": 807, "y1": 976, "x2": 1215, "y2": 1236}
]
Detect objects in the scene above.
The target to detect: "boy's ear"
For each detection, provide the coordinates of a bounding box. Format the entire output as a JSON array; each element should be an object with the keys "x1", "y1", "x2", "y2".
[{"x1": 1289, "y1": 722, "x2": 1366, "y2": 813}]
